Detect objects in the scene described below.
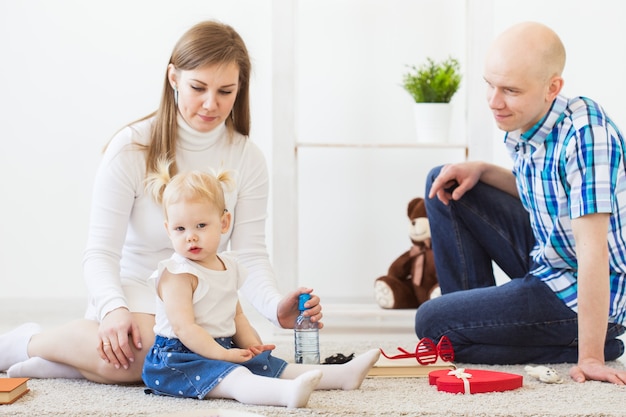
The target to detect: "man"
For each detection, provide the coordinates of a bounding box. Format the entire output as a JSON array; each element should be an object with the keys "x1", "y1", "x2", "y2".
[{"x1": 415, "y1": 21, "x2": 626, "y2": 385}]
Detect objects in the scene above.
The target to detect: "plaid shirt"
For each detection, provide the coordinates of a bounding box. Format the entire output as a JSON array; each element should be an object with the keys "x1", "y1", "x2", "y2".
[{"x1": 505, "y1": 94, "x2": 626, "y2": 325}]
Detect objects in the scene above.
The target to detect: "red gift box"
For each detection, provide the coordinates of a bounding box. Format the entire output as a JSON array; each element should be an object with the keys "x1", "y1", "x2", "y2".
[{"x1": 429, "y1": 368, "x2": 523, "y2": 394}]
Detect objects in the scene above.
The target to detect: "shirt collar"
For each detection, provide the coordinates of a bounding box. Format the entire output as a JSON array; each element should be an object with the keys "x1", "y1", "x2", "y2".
[{"x1": 505, "y1": 94, "x2": 569, "y2": 148}]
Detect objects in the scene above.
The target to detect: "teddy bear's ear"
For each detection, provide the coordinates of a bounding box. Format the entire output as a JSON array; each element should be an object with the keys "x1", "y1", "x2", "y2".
[{"x1": 407, "y1": 197, "x2": 425, "y2": 218}]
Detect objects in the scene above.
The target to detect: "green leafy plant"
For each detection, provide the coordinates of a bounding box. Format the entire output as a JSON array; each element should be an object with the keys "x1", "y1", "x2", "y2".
[{"x1": 402, "y1": 57, "x2": 461, "y2": 103}]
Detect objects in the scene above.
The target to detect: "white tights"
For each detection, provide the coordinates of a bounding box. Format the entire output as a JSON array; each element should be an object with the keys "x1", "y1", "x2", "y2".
[
  {"x1": 207, "y1": 367, "x2": 322, "y2": 408},
  {"x1": 208, "y1": 349, "x2": 380, "y2": 408}
]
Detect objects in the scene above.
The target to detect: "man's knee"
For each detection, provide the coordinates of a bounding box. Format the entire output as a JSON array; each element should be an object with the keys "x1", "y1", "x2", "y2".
[
  {"x1": 414, "y1": 299, "x2": 441, "y2": 339},
  {"x1": 425, "y1": 165, "x2": 444, "y2": 194}
]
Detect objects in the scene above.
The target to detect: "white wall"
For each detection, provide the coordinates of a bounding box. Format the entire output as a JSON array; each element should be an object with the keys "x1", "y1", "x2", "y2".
[
  {"x1": 294, "y1": 0, "x2": 468, "y2": 302},
  {"x1": 1, "y1": 0, "x2": 625, "y2": 302}
]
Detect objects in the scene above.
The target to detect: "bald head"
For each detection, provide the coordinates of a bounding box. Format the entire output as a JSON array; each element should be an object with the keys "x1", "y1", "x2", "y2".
[
  {"x1": 488, "y1": 22, "x2": 566, "y2": 82},
  {"x1": 483, "y1": 22, "x2": 566, "y2": 133}
]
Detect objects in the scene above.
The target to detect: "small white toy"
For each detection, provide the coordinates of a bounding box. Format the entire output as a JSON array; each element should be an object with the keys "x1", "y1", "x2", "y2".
[{"x1": 524, "y1": 365, "x2": 564, "y2": 384}]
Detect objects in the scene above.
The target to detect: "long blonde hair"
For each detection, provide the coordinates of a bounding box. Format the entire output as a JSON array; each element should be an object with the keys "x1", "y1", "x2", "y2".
[
  {"x1": 123, "y1": 20, "x2": 251, "y2": 179},
  {"x1": 145, "y1": 158, "x2": 234, "y2": 219}
]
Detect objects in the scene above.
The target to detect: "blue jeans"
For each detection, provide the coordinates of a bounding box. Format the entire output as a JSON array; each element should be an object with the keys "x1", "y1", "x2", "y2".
[{"x1": 414, "y1": 165, "x2": 625, "y2": 364}]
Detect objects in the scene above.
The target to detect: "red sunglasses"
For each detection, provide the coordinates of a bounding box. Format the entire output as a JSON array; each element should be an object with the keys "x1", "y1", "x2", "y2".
[{"x1": 380, "y1": 336, "x2": 454, "y2": 365}]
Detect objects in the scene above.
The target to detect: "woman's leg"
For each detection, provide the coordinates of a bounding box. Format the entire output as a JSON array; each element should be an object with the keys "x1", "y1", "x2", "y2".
[
  {"x1": 279, "y1": 349, "x2": 380, "y2": 390},
  {"x1": 415, "y1": 275, "x2": 625, "y2": 364},
  {"x1": 424, "y1": 165, "x2": 535, "y2": 293},
  {"x1": 4, "y1": 313, "x2": 155, "y2": 383},
  {"x1": 0, "y1": 322, "x2": 41, "y2": 371},
  {"x1": 207, "y1": 367, "x2": 322, "y2": 408},
  {"x1": 8, "y1": 357, "x2": 84, "y2": 379}
]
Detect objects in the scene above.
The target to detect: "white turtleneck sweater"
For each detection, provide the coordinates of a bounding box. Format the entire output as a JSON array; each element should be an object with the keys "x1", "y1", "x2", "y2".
[{"x1": 82, "y1": 116, "x2": 282, "y2": 326}]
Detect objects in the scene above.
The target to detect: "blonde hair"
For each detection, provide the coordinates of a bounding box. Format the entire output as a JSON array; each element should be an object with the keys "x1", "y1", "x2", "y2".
[{"x1": 145, "y1": 158, "x2": 234, "y2": 219}]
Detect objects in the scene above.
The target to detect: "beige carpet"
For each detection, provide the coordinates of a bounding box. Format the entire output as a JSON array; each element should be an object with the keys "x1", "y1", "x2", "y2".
[{"x1": 1, "y1": 299, "x2": 625, "y2": 416}]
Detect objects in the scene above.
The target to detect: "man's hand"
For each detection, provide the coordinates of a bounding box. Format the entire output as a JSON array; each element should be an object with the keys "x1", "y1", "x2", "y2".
[
  {"x1": 569, "y1": 360, "x2": 626, "y2": 385},
  {"x1": 428, "y1": 162, "x2": 483, "y2": 205},
  {"x1": 277, "y1": 288, "x2": 323, "y2": 329},
  {"x1": 429, "y1": 162, "x2": 518, "y2": 204},
  {"x1": 97, "y1": 307, "x2": 142, "y2": 370}
]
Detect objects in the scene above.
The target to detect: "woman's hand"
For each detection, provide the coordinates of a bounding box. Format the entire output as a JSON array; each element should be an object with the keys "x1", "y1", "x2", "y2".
[
  {"x1": 277, "y1": 288, "x2": 324, "y2": 329},
  {"x1": 96, "y1": 307, "x2": 142, "y2": 370}
]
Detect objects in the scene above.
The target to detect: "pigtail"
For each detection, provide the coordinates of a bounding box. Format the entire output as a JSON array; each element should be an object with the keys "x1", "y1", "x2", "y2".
[
  {"x1": 214, "y1": 169, "x2": 235, "y2": 193},
  {"x1": 144, "y1": 157, "x2": 174, "y2": 205}
]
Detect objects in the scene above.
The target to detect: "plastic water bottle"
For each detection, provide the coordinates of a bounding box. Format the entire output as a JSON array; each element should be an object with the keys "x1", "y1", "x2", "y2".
[{"x1": 294, "y1": 293, "x2": 320, "y2": 364}]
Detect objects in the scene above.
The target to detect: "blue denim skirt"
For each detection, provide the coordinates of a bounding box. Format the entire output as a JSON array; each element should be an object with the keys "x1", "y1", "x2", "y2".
[{"x1": 142, "y1": 335, "x2": 288, "y2": 399}]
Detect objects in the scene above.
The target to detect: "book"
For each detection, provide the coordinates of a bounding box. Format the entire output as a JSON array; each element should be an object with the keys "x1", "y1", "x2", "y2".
[
  {"x1": 0, "y1": 377, "x2": 30, "y2": 405},
  {"x1": 368, "y1": 355, "x2": 456, "y2": 378}
]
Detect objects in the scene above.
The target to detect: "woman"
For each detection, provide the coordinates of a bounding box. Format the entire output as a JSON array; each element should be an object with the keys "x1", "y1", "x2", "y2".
[{"x1": 0, "y1": 20, "x2": 322, "y2": 384}]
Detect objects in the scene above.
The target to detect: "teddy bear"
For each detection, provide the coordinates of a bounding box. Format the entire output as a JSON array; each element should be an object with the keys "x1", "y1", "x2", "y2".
[{"x1": 374, "y1": 197, "x2": 440, "y2": 309}]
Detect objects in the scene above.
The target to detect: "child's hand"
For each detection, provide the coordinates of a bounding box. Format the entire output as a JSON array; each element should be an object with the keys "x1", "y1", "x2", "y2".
[
  {"x1": 249, "y1": 344, "x2": 276, "y2": 355},
  {"x1": 226, "y1": 348, "x2": 254, "y2": 363}
]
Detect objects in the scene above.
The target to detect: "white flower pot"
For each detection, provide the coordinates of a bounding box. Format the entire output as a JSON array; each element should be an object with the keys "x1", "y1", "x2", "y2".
[{"x1": 413, "y1": 102, "x2": 452, "y2": 143}]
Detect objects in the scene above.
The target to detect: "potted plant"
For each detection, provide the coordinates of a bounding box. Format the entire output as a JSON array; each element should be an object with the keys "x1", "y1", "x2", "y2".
[{"x1": 402, "y1": 57, "x2": 461, "y2": 142}]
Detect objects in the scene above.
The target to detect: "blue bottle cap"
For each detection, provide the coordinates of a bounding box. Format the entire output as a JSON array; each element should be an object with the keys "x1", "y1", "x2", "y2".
[{"x1": 298, "y1": 293, "x2": 311, "y2": 311}]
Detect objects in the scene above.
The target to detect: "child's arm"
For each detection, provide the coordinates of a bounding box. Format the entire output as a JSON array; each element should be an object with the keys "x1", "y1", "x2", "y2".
[
  {"x1": 159, "y1": 270, "x2": 252, "y2": 363},
  {"x1": 232, "y1": 300, "x2": 275, "y2": 354}
]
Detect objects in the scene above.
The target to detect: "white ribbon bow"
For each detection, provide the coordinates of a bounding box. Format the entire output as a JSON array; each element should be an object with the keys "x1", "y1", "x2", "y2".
[{"x1": 448, "y1": 368, "x2": 473, "y2": 394}]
